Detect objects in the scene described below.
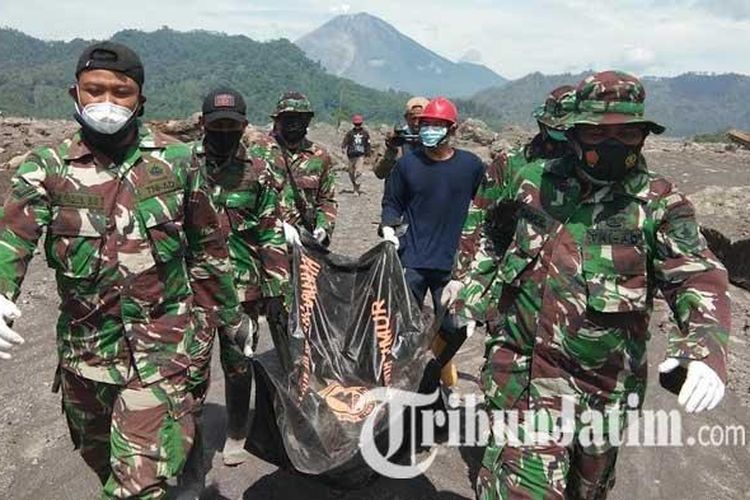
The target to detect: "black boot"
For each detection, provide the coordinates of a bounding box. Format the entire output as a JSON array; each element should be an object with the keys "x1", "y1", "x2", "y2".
[
  {"x1": 176, "y1": 410, "x2": 206, "y2": 499},
  {"x1": 223, "y1": 367, "x2": 254, "y2": 466}
]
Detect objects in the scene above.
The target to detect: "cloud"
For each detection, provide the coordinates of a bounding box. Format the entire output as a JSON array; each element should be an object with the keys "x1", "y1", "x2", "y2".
[
  {"x1": 697, "y1": 0, "x2": 750, "y2": 19},
  {"x1": 660, "y1": 0, "x2": 750, "y2": 20},
  {"x1": 460, "y1": 49, "x2": 484, "y2": 64},
  {"x1": 330, "y1": 3, "x2": 351, "y2": 15},
  {"x1": 0, "y1": 0, "x2": 747, "y2": 79},
  {"x1": 615, "y1": 45, "x2": 659, "y2": 74}
]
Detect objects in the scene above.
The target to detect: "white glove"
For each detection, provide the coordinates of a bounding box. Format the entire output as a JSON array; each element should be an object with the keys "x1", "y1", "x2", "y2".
[
  {"x1": 381, "y1": 226, "x2": 399, "y2": 249},
  {"x1": 440, "y1": 279, "x2": 463, "y2": 307},
  {"x1": 466, "y1": 320, "x2": 477, "y2": 338},
  {"x1": 0, "y1": 295, "x2": 23, "y2": 360},
  {"x1": 313, "y1": 227, "x2": 327, "y2": 244},
  {"x1": 658, "y1": 358, "x2": 725, "y2": 413},
  {"x1": 283, "y1": 222, "x2": 301, "y2": 246}
]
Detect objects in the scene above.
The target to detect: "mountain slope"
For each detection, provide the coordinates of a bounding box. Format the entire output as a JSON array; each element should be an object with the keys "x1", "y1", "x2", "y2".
[
  {"x1": 0, "y1": 27, "x2": 409, "y2": 124},
  {"x1": 296, "y1": 13, "x2": 506, "y2": 97},
  {"x1": 468, "y1": 71, "x2": 750, "y2": 136}
]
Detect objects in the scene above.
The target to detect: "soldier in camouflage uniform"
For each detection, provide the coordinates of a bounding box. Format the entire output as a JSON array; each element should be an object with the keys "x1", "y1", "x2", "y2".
[
  {"x1": 246, "y1": 91, "x2": 337, "y2": 369},
  {"x1": 524, "y1": 85, "x2": 577, "y2": 162},
  {"x1": 452, "y1": 71, "x2": 730, "y2": 499},
  {"x1": 442, "y1": 85, "x2": 576, "y2": 380},
  {"x1": 188, "y1": 88, "x2": 287, "y2": 473},
  {"x1": 0, "y1": 42, "x2": 240, "y2": 499},
  {"x1": 451, "y1": 84, "x2": 577, "y2": 322}
]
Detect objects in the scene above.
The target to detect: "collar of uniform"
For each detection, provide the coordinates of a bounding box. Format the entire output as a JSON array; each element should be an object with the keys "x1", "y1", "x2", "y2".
[
  {"x1": 137, "y1": 122, "x2": 171, "y2": 150},
  {"x1": 63, "y1": 121, "x2": 156, "y2": 160},
  {"x1": 63, "y1": 131, "x2": 93, "y2": 161},
  {"x1": 543, "y1": 156, "x2": 576, "y2": 178},
  {"x1": 194, "y1": 140, "x2": 250, "y2": 163},
  {"x1": 619, "y1": 157, "x2": 651, "y2": 202},
  {"x1": 581, "y1": 156, "x2": 651, "y2": 204},
  {"x1": 271, "y1": 132, "x2": 314, "y2": 153}
]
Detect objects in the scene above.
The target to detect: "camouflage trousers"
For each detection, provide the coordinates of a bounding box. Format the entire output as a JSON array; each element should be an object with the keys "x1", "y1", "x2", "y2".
[
  {"x1": 60, "y1": 368, "x2": 195, "y2": 499},
  {"x1": 475, "y1": 343, "x2": 626, "y2": 500},
  {"x1": 186, "y1": 308, "x2": 255, "y2": 406},
  {"x1": 221, "y1": 304, "x2": 257, "y2": 440},
  {"x1": 186, "y1": 305, "x2": 258, "y2": 442},
  {"x1": 186, "y1": 315, "x2": 216, "y2": 406}
]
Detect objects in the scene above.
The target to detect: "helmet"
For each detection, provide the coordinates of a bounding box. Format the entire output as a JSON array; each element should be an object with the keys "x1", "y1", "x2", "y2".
[
  {"x1": 271, "y1": 91, "x2": 314, "y2": 117},
  {"x1": 419, "y1": 97, "x2": 459, "y2": 125},
  {"x1": 560, "y1": 70, "x2": 665, "y2": 134},
  {"x1": 405, "y1": 96, "x2": 430, "y2": 115},
  {"x1": 352, "y1": 114, "x2": 364, "y2": 125},
  {"x1": 533, "y1": 85, "x2": 577, "y2": 129}
]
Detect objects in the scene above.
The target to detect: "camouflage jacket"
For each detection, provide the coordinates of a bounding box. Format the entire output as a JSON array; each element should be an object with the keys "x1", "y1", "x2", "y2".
[
  {"x1": 454, "y1": 151, "x2": 731, "y2": 404},
  {"x1": 453, "y1": 150, "x2": 516, "y2": 324},
  {"x1": 0, "y1": 124, "x2": 240, "y2": 385},
  {"x1": 194, "y1": 142, "x2": 288, "y2": 302},
  {"x1": 249, "y1": 133, "x2": 337, "y2": 237}
]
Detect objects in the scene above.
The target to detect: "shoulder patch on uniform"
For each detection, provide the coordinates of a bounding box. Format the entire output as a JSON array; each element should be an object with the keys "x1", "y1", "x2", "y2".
[
  {"x1": 148, "y1": 164, "x2": 166, "y2": 179},
  {"x1": 138, "y1": 167, "x2": 181, "y2": 200}
]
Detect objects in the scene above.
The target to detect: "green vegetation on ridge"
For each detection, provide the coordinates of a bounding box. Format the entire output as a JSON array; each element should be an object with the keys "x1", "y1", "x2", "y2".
[{"x1": 0, "y1": 27, "x2": 409, "y2": 125}]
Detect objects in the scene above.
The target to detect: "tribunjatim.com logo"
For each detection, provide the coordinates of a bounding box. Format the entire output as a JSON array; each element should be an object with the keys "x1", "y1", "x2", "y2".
[{"x1": 357, "y1": 388, "x2": 747, "y2": 479}]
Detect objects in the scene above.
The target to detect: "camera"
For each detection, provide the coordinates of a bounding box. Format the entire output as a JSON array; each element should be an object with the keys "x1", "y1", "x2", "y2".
[{"x1": 391, "y1": 124, "x2": 420, "y2": 147}]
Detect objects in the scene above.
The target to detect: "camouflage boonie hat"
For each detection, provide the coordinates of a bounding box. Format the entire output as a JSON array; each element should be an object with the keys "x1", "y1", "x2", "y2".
[
  {"x1": 561, "y1": 70, "x2": 665, "y2": 134},
  {"x1": 532, "y1": 84, "x2": 577, "y2": 129},
  {"x1": 271, "y1": 91, "x2": 314, "y2": 117}
]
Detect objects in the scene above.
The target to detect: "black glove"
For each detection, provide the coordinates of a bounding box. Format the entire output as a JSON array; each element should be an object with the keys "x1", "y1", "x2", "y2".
[{"x1": 484, "y1": 200, "x2": 523, "y2": 257}]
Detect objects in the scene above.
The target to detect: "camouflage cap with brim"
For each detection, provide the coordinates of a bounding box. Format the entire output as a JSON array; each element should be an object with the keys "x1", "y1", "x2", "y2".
[
  {"x1": 271, "y1": 91, "x2": 314, "y2": 117},
  {"x1": 561, "y1": 70, "x2": 666, "y2": 134},
  {"x1": 533, "y1": 84, "x2": 577, "y2": 129}
]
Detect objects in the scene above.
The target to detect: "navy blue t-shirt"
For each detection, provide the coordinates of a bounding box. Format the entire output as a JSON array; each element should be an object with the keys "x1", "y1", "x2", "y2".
[{"x1": 381, "y1": 148, "x2": 485, "y2": 271}]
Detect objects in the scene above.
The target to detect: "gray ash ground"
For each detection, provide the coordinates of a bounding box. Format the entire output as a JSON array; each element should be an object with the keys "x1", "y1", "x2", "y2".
[{"x1": 0, "y1": 120, "x2": 749, "y2": 499}]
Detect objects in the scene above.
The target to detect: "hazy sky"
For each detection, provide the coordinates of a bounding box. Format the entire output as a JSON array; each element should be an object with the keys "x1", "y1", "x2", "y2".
[{"x1": 2, "y1": 0, "x2": 748, "y2": 79}]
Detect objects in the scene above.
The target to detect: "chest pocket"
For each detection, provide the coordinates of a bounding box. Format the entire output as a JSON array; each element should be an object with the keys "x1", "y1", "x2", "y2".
[
  {"x1": 46, "y1": 205, "x2": 107, "y2": 279},
  {"x1": 224, "y1": 190, "x2": 259, "y2": 233},
  {"x1": 582, "y1": 228, "x2": 648, "y2": 313},
  {"x1": 497, "y1": 204, "x2": 555, "y2": 285},
  {"x1": 136, "y1": 189, "x2": 187, "y2": 265}
]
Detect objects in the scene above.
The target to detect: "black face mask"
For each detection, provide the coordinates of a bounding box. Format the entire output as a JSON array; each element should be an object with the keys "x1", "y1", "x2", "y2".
[
  {"x1": 74, "y1": 109, "x2": 139, "y2": 160},
  {"x1": 278, "y1": 115, "x2": 311, "y2": 145},
  {"x1": 203, "y1": 130, "x2": 243, "y2": 163},
  {"x1": 578, "y1": 138, "x2": 642, "y2": 184}
]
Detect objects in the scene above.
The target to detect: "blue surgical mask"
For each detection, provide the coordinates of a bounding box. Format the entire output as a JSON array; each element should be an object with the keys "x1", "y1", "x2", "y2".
[{"x1": 419, "y1": 126, "x2": 448, "y2": 149}]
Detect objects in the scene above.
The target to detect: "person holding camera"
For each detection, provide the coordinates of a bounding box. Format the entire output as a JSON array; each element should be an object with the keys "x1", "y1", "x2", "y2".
[{"x1": 372, "y1": 96, "x2": 430, "y2": 179}]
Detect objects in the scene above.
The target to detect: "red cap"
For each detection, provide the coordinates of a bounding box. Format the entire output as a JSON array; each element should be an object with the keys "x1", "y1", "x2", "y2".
[
  {"x1": 419, "y1": 97, "x2": 458, "y2": 125},
  {"x1": 352, "y1": 114, "x2": 364, "y2": 125}
]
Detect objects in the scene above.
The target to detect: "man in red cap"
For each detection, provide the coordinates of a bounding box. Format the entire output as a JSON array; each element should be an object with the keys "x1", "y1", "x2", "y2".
[
  {"x1": 380, "y1": 97, "x2": 485, "y2": 390},
  {"x1": 340, "y1": 114, "x2": 372, "y2": 194}
]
